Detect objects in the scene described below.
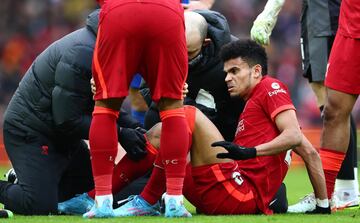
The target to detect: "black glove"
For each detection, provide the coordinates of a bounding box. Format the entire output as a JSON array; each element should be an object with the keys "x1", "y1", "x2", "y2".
[
  {"x1": 211, "y1": 141, "x2": 257, "y2": 160},
  {"x1": 305, "y1": 205, "x2": 331, "y2": 214},
  {"x1": 139, "y1": 87, "x2": 153, "y2": 108},
  {"x1": 118, "y1": 127, "x2": 147, "y2": 161}
]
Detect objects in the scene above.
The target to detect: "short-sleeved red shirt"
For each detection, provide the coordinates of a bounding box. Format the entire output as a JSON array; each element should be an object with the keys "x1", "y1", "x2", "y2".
[{"x1": 234, "y1": 76, "x2": 295, "y2": 214}]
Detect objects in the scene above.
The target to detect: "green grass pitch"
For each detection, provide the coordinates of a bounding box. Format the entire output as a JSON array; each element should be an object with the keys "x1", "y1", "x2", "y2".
[{"x1": 0, "y1": 166, "x2": 359, "y2": 222}]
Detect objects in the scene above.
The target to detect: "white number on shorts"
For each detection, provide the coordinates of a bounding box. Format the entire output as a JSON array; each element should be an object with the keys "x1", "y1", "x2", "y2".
[{"x1": 232, "y1": 171, "x2": 244, "y2": 186}]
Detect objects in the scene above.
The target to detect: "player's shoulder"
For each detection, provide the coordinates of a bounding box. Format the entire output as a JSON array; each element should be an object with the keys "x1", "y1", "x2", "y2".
[
  {"x1": 257, "y1": 76, "x2": 290, "y2": 97},
  {"x1": 261, "y1": 76, "x2": 285, "y2": 86}
]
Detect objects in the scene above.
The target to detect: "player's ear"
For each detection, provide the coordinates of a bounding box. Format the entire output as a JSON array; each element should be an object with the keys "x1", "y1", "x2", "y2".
[
  {"x1": 253, "y1": 64, "x2": 262, "y2": 78},
  {"x1": 202, "y1": 38, "x2": 211, "y2": 47}
]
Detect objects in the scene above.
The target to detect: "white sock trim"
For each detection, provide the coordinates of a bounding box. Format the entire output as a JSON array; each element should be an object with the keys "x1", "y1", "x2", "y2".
[
  {"x1": 335, "y1": 168, "x2": 359, "y2": 193},
  {"x1": 316, "y1": 198, "x2": 329, "y2": 208},
  {"x1": 164, "y1": 194, "x2": 184, "y2": 204},
  {"x1": 95, "y1": 194, "x2": 113, "y2": 207}
]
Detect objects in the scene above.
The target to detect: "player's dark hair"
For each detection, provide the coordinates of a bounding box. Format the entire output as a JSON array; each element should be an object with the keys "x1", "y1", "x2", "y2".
[{"x1": 220, "y1": 39, "x2": 268, "y2": 75}]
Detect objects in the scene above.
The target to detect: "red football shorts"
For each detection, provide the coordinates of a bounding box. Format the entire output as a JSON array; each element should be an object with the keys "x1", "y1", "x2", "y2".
[
  {"x1": 189, "y1": 161, "x2": 259, "y2": 215},
  {"x1": 325, "y1": 33, "x2": 360, "y2": 94},
  {"x1": 92, "y1": 0, "x2": 188, "y2": 102}
]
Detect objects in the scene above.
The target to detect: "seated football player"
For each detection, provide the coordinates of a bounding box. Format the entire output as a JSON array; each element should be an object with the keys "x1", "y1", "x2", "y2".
[{"x1": 114, "y1": 40, "x2": 330, "y2": 216}]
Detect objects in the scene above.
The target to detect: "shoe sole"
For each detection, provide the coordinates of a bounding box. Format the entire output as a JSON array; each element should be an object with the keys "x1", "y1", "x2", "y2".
[{"x1": 332, "y1": 201, "x2": 359, "y2": 212}]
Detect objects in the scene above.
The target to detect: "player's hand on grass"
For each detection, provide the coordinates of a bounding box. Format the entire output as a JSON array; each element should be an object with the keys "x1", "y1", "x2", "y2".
[
  {"x1": 118, "y1": 127, "x2": 147, "y2": 160},
  {"x1": 211, "y1": 141, "x2": 257, "y2": 160}
]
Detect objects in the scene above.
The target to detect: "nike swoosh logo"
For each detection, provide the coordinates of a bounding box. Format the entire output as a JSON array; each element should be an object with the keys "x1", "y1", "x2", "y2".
[{"x1": 269, "y1": 198, "x2": 277, "y2": 206}]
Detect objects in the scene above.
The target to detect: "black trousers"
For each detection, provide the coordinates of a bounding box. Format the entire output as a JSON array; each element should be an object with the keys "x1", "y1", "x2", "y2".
[
  {"x1": 0, "y1": 121, "x2": 149, "y2": 215},
  {"x1": 0, "y1": 121, "x2": 94, "y2": 215}
]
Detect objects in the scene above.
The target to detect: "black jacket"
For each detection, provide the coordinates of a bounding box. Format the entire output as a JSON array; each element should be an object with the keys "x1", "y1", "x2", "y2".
[
  {"x1": 185, "y1": 10, "x2": 244, "y2": 141},
  {"x1": 4, "y1": 10, "x2": 139, "y2": 142}
]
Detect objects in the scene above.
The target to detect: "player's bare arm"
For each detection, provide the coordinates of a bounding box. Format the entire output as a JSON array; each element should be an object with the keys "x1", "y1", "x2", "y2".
[
  {"x1": 255, "y1": 109, "x2": 302, "y2": 156},
  {"x1": 293, "y1": 136, "x2": 329, "y2": 205}
]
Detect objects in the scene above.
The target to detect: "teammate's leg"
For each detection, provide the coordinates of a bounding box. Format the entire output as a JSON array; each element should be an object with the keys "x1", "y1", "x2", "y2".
[
  {"x1": 320, "y1": 88, "x2": 357, "y2": 199},
  {"x1": 83, "y1": 98, "x2": 123, "y2": 218},
  {"x1": 334, "y1": 115, "x2": 359, "y2": 208},
  {"x1": 157, "y1": 98, "x2": 191, "y2": 217}
]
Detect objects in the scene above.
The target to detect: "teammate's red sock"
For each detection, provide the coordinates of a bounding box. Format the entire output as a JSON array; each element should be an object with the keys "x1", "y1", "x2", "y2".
[
  {"x1": 319, "y1": 148, "x2": 346, "y2": 199},
  {"x1": 159, "y1": 108, "x2": 189, "y2": 196},
  {"x1": 140, "y1": 155, "x2": 166, "y2": 205},
  {"x1": 89, "y1": 106, "x2": 119, "y2": 196},
  {"x1": 88, "y1": 137, "x2": 158, "y2": 198}
]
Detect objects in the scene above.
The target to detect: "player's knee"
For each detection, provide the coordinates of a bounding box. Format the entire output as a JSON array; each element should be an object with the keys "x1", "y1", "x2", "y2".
[
  {"x1": 322, "y1": 104, "x2": 345, "y2": 124},
  {"x1": 145, "y1": 123, "x2": 162, "y2": 149},
  {"x1": 94, "y1": 98, "x2": 124, "y2": 111},
  {"x1": 323, "y1": 95, "x2": 352, "y2": 124},
  {"x1": 158, "y1": 98, "x2": 183, "y2": 111}
]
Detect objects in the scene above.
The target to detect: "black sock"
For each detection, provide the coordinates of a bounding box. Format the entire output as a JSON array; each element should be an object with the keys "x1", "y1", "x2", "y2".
[{"x1": 337, "y1": 115, "x2": 357, "y2": 180}]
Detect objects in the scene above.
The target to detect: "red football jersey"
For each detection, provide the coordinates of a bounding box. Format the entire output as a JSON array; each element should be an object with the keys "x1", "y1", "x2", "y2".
[
  {"x1": 338, "y1": 0, "x2": 360, "y2": 38},
  {"x1": 233, "y1": 76, "x2": 295, "y2": 214}
]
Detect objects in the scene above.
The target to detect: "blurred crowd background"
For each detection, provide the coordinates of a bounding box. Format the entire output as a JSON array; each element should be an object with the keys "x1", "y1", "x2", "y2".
[{"x1": 0, "y1": 0, "x2": 359, "y2": 129}]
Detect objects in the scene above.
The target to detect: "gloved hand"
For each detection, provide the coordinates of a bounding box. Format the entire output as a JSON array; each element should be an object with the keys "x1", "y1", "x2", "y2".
[
  {"x1": 305, "y1": 205, "x2": 331, "y2": 214},
  {"x1": 139, "y1": 88, "x2": 152, "y2": 108},
  {"x1": 118, "y1": 127, "x2": 147, "y2": 161},
  {"x1": 250, "y1": 19, "x2": 274, "y2": 45},
  {"x1": 211, "y1": 141, "x2": 257, "y2": 160},
  {"x1": 250, "y1": 0, "x2": 285, "y2": 45}
]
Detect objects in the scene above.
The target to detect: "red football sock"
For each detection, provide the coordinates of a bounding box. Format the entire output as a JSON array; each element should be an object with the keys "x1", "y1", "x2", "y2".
[
  {"x1": 88, "y1": 135, "x2": 158, "y2": 198},
  {"x1": 159, "y1": 108, "x2": 189, "y2": 196},
  {"x1": 320, "y1": 148, "x2": 346, "y2": 199},
  {"x1": 140, "y1": 155, "x2": 166, "y2": 205},
  {"x1": 89, "y1": 106, "x2": 119, "y2": 196}
]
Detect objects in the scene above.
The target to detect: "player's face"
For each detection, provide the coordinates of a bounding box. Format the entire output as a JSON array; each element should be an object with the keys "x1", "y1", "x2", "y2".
[{"x1": 224, "y1": 57, "x2": 257, "y2": 100}]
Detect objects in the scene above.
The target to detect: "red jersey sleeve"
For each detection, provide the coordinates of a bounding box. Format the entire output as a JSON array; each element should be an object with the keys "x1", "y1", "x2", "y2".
[{"x1": 260, "y1": 79, "x2": 295, "y2": 121}]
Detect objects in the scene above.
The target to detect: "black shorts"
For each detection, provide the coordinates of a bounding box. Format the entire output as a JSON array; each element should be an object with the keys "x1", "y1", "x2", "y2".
[{"x1": 300, "y1": 0, "x2": 337, "y2": 82}]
